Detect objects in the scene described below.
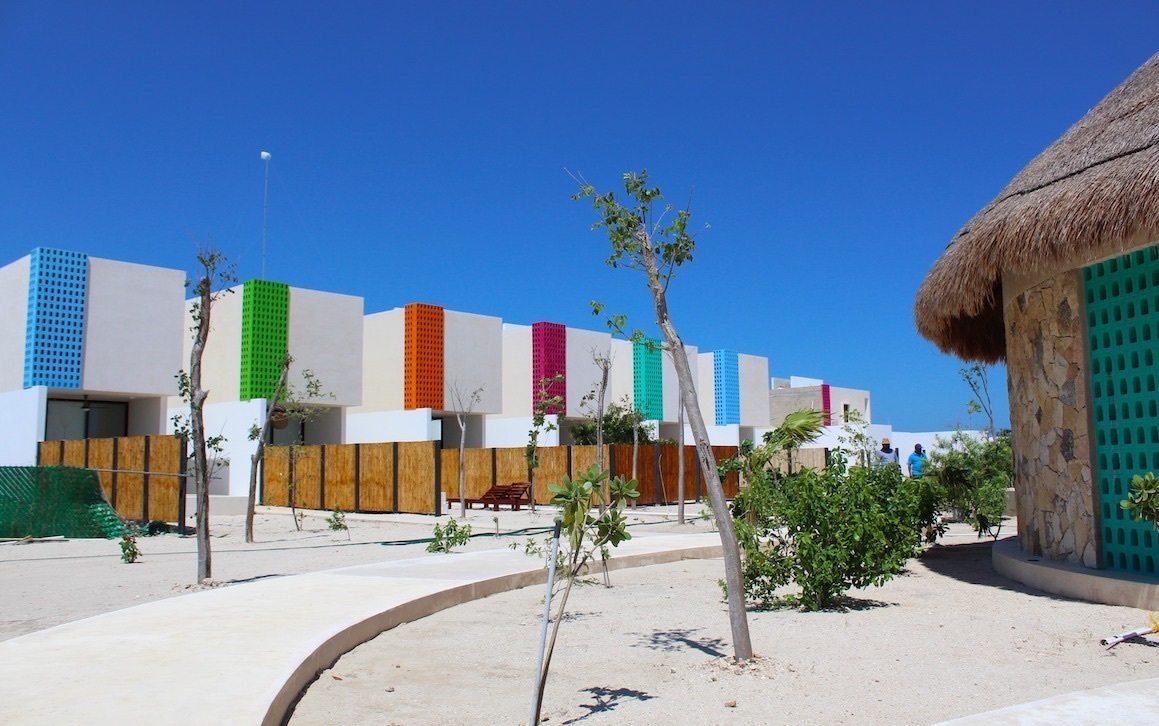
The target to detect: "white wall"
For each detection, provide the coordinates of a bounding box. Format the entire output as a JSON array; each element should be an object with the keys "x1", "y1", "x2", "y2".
[
  {"x1": 738, "y1": 353, "x2": 770, "y2": 427},
  {"x1": 661, "y1": 344, "x2": 698, "y2": 425},
  {"x1": 501, "y1": 324, "x2": 532, "y2": 417},
  {"x1": 828, "y1": 385, "x2": 872, "y2": 425},
  {"x1": 696, "y1": 352, "x2": 717, "y2": 425},
  {"x1": 444, "y1": 310, "x2": 503, "y2": 414},
  {"x1": 565, "y1": 327, "x2": 611, "y2": 417},
  {"x1": 0, "y1": 386, "x2": 46, "y2": 465},
  {"x1": 288, "y1": 287, "x2": 363, "y2": 407},
  {"x1": 83, "y1": 258, "x2": 185, "y2": 396},
  {"x1": 485, "y1": 414, "x2": 560, "y2": 448},
  {"x1": 0, "y1": 255, "x2": 30, "y2": 393},
  {"x1": 188, "y1": 283, "x2": 244, "y2": 405},
  {"x1": 168, "y1": 398, "x2": 265, "y2": 497},
  {"x1": 607, "y1": 339, "x2": 634, "y2": 405},
  {"x1": 346, "y1": 408, "x2": 442, "y2": 443},
  {"x1": 355, "y1": 308, "x2": 405, "y2": 412}
]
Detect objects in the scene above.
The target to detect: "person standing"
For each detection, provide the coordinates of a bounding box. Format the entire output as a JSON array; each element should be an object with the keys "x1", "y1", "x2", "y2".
[
  {"x1": 875, "y1": 438, "x2": 899, "y2": 468},
  {"x1": 907, "y1": 443, "x2": 928, "y2": 478}
]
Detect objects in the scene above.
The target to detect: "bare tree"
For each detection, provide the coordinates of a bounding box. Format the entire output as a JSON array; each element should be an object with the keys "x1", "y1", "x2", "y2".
[
  {"x1": 573, "y1": 169, "x2": 753, "y2": 660},
  {"x1": 245, "y1": 357, "x2": 331, "y2": 541},
  {"x1": 447, "y1": 381, "x2": 484, "y2": 519},
  {"x1": 183, "y1": 245, "x2": 235, "y2": 583}
]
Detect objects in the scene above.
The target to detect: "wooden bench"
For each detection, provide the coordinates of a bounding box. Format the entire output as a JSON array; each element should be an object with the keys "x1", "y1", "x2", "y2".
[{"x1": 447, "y1": 482, "x2": 533, "y2": 511}]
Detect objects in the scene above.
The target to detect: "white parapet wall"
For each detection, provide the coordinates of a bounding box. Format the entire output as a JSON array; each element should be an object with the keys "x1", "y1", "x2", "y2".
[
  {"x1": 83, "y1": 258, "x2": 186, "y2": 396},
  {"x1": 500, "y1": 324, "x2": 533, "y2": 417},
  {"x1": 357, "y1": 308, "x2": 406, "y2": 413},
  {"x1": 0, "y1": 254, "x2": 30, "y2": 393},
  {"x1": 444, "y1": 310, "x2": 503, "y2": 414},
  {"x1": 564, "y1": 326, "x2": 612, "y2": 417},
  {"x1": 346, "y1": 409, "x2": 442, "y2": 443},
  {"x1": 738, "y1": 353, "x2": 770, "y2": 428},
  {"x1": 0, "y1": 386, "x2": 47, "y2": 466},
  {"x1": 287, "y1": 287, "x2": 364, "y2": 407}
]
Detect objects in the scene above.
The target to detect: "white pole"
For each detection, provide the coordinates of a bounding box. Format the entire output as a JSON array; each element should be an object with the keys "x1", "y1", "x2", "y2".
[{"x1": 260, "y1": 151, "x2": 271, "y2": 279}]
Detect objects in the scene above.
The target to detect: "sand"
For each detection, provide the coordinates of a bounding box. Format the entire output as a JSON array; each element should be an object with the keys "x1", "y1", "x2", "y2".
[{"x1": 3, "y1": 507, "x2": 1156, "y2": 724}]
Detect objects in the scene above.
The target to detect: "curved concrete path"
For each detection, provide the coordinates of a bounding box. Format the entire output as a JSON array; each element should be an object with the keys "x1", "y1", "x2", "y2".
[
  {"x1": 0, "y1": 532, "x2": 721, "y2": 725},
  {"x1": 4, "y1": 531, "x2": 1158, "y2": 725}
]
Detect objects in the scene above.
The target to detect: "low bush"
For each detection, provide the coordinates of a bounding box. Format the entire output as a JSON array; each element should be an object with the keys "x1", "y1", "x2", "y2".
[{"x1": 732, "y1": 451, "x2": 922, "y2": 611}]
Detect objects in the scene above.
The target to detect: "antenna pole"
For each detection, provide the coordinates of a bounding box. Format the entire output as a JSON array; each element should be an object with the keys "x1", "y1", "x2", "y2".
[{"x1": 260, "y1": 151, "x2": 271, "y2": 279}]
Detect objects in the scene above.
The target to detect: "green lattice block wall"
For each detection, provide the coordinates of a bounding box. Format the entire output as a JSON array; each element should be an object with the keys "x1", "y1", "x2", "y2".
[
  {"x1": 1084, "y1": 245, "x2": 1159, "y2": 575},
  {"x1": 240, "y1": 279, "x2": 289, "y2": 400},
  {"x1": 633, "y1": 338, "x2": 663, "y2": 421}
]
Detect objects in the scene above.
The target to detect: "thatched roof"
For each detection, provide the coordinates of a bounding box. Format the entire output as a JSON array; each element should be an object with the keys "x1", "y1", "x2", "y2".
[{"x1": 915, "y1": 52, "x2": 1159, "y2": 363}]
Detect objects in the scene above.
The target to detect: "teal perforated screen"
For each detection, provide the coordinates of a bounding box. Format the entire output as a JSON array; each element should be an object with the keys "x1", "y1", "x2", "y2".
[{"x1": 1084, "y1": 246, "x2": 1159, "y2": 575}]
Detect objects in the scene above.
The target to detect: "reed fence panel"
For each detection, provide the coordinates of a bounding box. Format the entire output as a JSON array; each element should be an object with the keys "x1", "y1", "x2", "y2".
[
  {"x1": 397, "y1": 441, "x2": 437, "y2": 514},
  {"x1": 357, "y1": 443, "x2": 394, "y2": 512}
]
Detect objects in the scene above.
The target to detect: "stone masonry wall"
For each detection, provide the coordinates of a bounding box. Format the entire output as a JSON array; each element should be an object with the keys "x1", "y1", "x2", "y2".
[{"x1": 1004, "y1": 269, "x2": 1098, "y2": 567}]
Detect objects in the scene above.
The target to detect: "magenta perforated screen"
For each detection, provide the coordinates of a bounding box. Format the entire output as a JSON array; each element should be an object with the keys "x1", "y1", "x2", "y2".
[{"x1": 532, "y1": 321, "x2": 566, "y2": 415}]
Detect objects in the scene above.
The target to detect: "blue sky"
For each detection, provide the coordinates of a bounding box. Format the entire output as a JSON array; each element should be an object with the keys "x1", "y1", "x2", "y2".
[{"x1": 2, "y1": 2, "x2": 1157, "y2": 431}]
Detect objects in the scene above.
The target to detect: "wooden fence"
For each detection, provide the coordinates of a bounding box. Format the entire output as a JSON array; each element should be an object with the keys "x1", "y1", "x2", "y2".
[
  {"x1": 37, "y1": 435, "x2": 186, "y2": 522},
  {"x1": 260, "y1": 442, "x2": 828, "y2": 516}
]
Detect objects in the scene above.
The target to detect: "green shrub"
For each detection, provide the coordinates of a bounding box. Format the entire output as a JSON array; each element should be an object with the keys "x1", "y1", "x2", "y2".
[
  {"x1": 927, "y1": 430, "x2": 1012, "y2": 539},
  {"x1": 427, "y1": 518, "x2": 472, "y2": 553},
  {"x1": 732, "y1": 451, "x2": 922, "y2": 611}
]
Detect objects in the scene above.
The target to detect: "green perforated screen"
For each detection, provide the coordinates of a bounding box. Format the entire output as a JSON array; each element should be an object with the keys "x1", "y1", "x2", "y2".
[
  {"x1": 633, "y1": 338, "x2": 663, "y2": 421},
  {"x1": 240, "y1": 279, "x2": 289, "y2": 400},
  {"x1": 1084, "y1": 246, "x2": 1159, "y2": 575}
]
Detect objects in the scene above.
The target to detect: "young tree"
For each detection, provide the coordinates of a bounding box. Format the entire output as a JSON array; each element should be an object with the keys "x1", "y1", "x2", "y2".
[
  {"x1": 448, "y1": 381, "x2": 484, "y2": 519},
  {"x1": 572, "y1": 169, "x2": 754, "y2": 660},
  {"x1": 185, "y1": 245, "x2": 235, "y2": 583},
  {"x1": 531, "y1": 464, "x2": 638, "y2": 723},
  {"x1": 244, "y1": 354, "x2": 330, "y2": 542},
  {"x1": 961, "y1": 363, "x2": 996, "y2": 437},
  {"x1": 525, "y1": 374, "x2": 564, "y2": 513}
]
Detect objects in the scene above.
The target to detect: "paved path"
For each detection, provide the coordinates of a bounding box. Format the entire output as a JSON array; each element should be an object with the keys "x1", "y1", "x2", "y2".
[
  {"x1": 4, "y1": 529, "x2": 1159, "y2": 725},
  {"x1": 0, "y1": 532, "x2": 721, "y2": 725}
]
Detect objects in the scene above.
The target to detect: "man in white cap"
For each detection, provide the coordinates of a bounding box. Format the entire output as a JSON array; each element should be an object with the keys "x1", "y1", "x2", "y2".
[{"x1": 875, "y1": 437, "x2": 899, "y2": 468}]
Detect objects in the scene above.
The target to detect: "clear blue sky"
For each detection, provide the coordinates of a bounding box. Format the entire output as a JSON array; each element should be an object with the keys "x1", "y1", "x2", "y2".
[{"x1": 2, "y1": 2, "x2": 1157, "y2": 431}]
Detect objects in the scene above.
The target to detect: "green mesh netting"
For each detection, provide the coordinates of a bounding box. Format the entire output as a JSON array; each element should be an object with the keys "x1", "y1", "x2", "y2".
[{"x1": 0, "y1": 466, "x2": 125, "y2": 539}]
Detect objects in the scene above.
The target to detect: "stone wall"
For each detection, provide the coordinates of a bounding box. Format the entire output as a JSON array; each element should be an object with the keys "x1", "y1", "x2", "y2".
[{"x1": 1004, "y1": 269, "x2": 1098, "y2": 566}]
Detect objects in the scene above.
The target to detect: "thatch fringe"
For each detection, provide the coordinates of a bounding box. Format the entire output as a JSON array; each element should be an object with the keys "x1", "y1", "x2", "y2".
[{"x1": 915, "y1": 52, "x2": 1159, "y2": 362}]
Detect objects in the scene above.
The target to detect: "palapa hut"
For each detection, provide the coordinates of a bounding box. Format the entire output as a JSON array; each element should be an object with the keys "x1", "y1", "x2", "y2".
[{"x1": 915, "y1": 51, "x2": 1159, "y2": 576}]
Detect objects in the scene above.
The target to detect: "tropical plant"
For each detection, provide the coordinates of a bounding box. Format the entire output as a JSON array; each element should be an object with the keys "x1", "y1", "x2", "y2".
[
  {"x1": 1121, "y1": 472, "x2": 1159, "y2": 529},
  {"x1": 530, "y1": 464, "x2": 638, "y2": 723}
]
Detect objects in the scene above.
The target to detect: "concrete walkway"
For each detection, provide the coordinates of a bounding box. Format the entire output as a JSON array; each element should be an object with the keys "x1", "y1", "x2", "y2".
[
  {"x1": 3, "y1": 529, "x2": 1159, "y2": 725},
  {"x1": 0, "y1": 532, "x2": 722, "y2": 725}
]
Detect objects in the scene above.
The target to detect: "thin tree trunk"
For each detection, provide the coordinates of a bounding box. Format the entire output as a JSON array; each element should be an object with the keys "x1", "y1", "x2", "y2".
[
  {"x1": 190, "y1": 278, "x2": 213, "y2": 583},
  {"x1": 246, "y1": 360, "x2": 291, "y2": 543},
  {"x1": 677, "y1": 396, "x2": 685, "y2": 524},
  {"x1": 642, "y1": 244, "x2": 753, "y2": 661},
  {"x1": 458, "y1": 413, "x2": 467, "y2": 519}
]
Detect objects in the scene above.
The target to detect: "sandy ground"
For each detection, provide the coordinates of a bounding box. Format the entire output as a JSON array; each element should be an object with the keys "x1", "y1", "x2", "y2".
[{"x1": 3, "y1": 506, "x2": 1157, "y2": 725}]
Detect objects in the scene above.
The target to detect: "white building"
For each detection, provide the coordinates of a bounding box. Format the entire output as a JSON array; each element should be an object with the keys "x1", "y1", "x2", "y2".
[{"x1": 0, "y1": 248, "x2": 185, "y2": 466}]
